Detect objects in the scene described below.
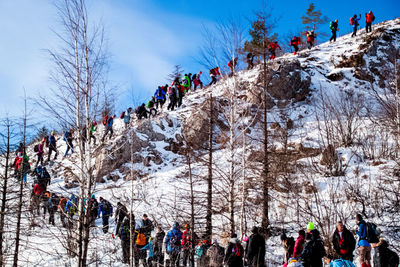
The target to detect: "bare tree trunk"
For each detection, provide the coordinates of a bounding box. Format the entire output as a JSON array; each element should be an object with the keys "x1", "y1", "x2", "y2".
[
  {"x1": 240, "y1": 119, "x2": 247, "y2": 239},
  {"x1": 185, "y1": 146, "x2": 195, "y2": 267},
  {"x1": 0, "y1": 119, "x2": 12, "y2": 266},
  {"x1": 205, "y1": 93, "x2": 213, "y2": 240}
]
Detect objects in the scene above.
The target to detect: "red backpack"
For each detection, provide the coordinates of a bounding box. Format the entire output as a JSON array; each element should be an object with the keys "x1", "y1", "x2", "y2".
[
  {"x1": 233, "y1": 243, "x2": 243, "y2": 257},
  {"x1": 350, "y1": 17, "x2": 354, "y2": 25},
  {"x1": 120, "y1": 111, "x2": 125, "y2": 119},
  {"x1": 103, "y1": 115, "x2": 108, "y2": 126}
]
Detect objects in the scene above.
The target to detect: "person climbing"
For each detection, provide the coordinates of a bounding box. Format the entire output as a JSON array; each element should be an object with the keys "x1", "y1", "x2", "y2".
[
  {"x1": 58, "y1": 196, "x2": 67, "y2": 227},
  {"x1": 181, "y1": 224, "x2": 194, "y2": 267},
  {"x1": 192, "y1": 71, "x2": 204, "y2": 90},
  {"x1": 135, "y1": 227, "x2": 148, "y2": 266},
  {"x1": 223, "y1": 233, "x2": 244, "y2": 267},
  {"x1": 246, "y1": 226, "x2": 266, "y2": 267},
  {"x1": 45, "y1": 193, "x2": 59, "y2": 226},
  {"x1": 141, "y1": 213, "x2": 154, "y2": 238},
  {"x1": 351, "y1": 14, "x2": 362, "y2": 37},
  {"x1": 372, "y1": 238, "x2": 399, "y2": 267},
  {"x1": 332, "y1": 221, "x2": 356, "y2": 261},
  {"x1": 355, "y1": 214, "x2": 372, "y2": 267},
  {"x1": 65, "y1": 194, "x2": 78, "y2": 228},
  {"x1": 292, "y1": 230, "x2": 306, "y2": 259},
  {"x1": 89, "y1": 121, "x2": 97, "y2": 145},
  {"x1": 147, "y1": 96, "x2": 158, "y2": 117},
  {"x1": 14, "y1": 152, "x2": 30, "y2": 183},
  {"x1": 115, "y1": 202, "x2": 128, "y2": 236},
  {"x1": 123, "y1": 107, "x2": 133, "y2": 129},
  {"x1": 167, "y1": 85, "x2": 178, "y2": 111},
  {"x1": 154, "y1": 226, "x2": 166, "y2": 266},
  {"x1": 181, "y1": 74, "x2": 191, "y2": 94},
  {"x1": 329, "y1": 20, "x2": 339, "y2": 42},
  {"x1": 87, "y1": 194, "x2": 99, "y2": 226},
  {"x1": 98, "y1": 197, "x2": 113, "y2": 233},
  {"x1": 119, "y1": 216, "x2": 132, "y2": 264},
  {"x1": 164, "y1": 222, "x2": 183, "y2": 267},
  {"x1": 269, "y1": 41, "x2": 282, "y2": 60},
  {"x1": 155, "y1": 86, "x2": 166, "y2": 109},
  {"x1": 16, "y1": 142, "x2": 24, "y2": 156},
  {"x1": 63, "y1": 129, "x2": 74, "y2": 157},
  {"x1": 177, "y1": 77, "x2": 185, "y2": 107},
  {"x1": 300, "y1": 222, "x2": 326, "y2": 267},
  {"x1": 247, "y1": 52, "x2": 255, "y2": 69},
  {"x1": 31, "y1": 183, "x2": 46, "y2": 216},
  {"x1": 306, "y1": 31, "x2": 316, "y2": 49},
  {"x1": 195, "y1": 238, "x2": 211, "y2": 266},
  {"x1": 281, "y1": 233, "x2": 295, "y2": 267},
  {"x1": 228, "y1": 57, "x2": 238, "y2": 76},
  {"x1": 365, "y1": 11, "x2": 375, "y2": 33},
  {"x1": 34, "y1": 165, "x2": 51, "y2": 191},
  {"x1": 209, "y1": 67, "x2": 220, "y2": 86},
  {"x1": 101, "y1": 115, "x2": 115, "y2": 142},
  {"x1": 323, "y1": 255, "x2": 356, "y2": 267},
  {"x1": 290, "y1": 37, "x2": 301, "y2": 55},
  {"x1": 141, "y1": 236, "x2": 155, "y2": 266},
  {"x1": 207, "y1": 238, "x2": 225, "y2": 267},
  {"x1": 80, "y1": 125, "x2": 87, "y2": 153},
  {"x1": 136, "y1": 103, "x2": 149, "y2": 120},
  {"x1": 34, "y1": 139, "x2": 45, "y2": 167},
  {"x1": 47, "y1": 131, "x2": 58, "y2": 162}
]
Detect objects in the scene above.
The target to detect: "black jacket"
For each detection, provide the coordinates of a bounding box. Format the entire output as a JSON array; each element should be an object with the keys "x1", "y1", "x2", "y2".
[
  {"x1": 332, "y1": 227, "x2": 356, "y2": 259},
  {"x1": 301, "y1": 230, "x2": 326, "y2": 267},
  {"x1": 115, "y1": 204, "x2": 128, "y2": 223},
  {"x1": 224, "y1": 238, "x2": 244, "y2": 267},
  {"x1": 374, "y1": 240, "x2": 399, "y2": 267},
  {"x1": 246, "y1": 233, "x2": 266, "y2": 267}
]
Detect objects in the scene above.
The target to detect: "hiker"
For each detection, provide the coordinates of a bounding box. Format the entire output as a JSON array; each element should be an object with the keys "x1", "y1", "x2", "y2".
[
  {"x1": 86, "y1": 194, "x2": 98, "y2": 226},
  {"x1": 120, "y1": 216, "x2": 132, "y2": 264},
  {"x1": 290, "y1": 37, "x2": 301, "y2": 55},
  {"x1": 80, "y1": 126, "x2": 87, "y2": 153},
  {"x1": 245, "y1": 226, "x2": 265, "y2": 267},
  {"x1": 89, "y1": 121, "x2": 97, "y2": 145},
  {"x1": 34, "y1": 140, "x2": 45, "y2": 167},
  {"x1": 14, "y1": 153, "x2": 30, "y2": 183},
  {"x1": 147, "y1": 96, "x2": 158, "y2": 117},
  {"x1": 365, "y1": 11, "x2": 375, "y2": 33},
  {"x1": 293, "y1": 230, "x2": 306, "y2": 259},
  {"x1": 228, "y1": 57, "x2": 238, "y2": 76},
  {"x1": 115, "y1": 202, "x2": 128, "y2": 236},
  {"x1": 195, "y1": 238, "x2": 211, "y2": 266},
  {"x1": 269, "y1": 42, "x2": 281, "y2": 60},
  {"x1": 65, "y1": 194, "x2": 78, "y2": 228},
  {"x1": 181, "y1": 74, "x2": 191, "y2": 94},
  {"x1": 355, "y1": 214, "x2": 372, "y2": 267},
  {"x1": 332, "y1": 221, "x2": 356, "y2": 261},
  {"x1": 164, "y1": 222, "x2": 183, "y2": 267},
  {"x1": 372, "y1": 238, "x2": 400, "y2": 267},
  {"x1": 181, "y1": 224, "x2": 194, "y2": 267},
  {"x1": 306, "y1": 31, "x2": 315, "y2": 49},
  {"x1": 101, "y1": 115, "x2": 115, "y2": 142},
  {"x1": 177, "y1": 77, "x2": 185, "y2": 107},
  {"x1": 301, "y1": 222, "x2": 326, "y2": 267},
  {"x1": 136, "y1": 103, "x2": 149, "y2": 120},
  {"x1": 63, "y1": 129, "x2": 74, "y2": 157},
  {"x1": 207, "y1": 238, "x2": 225, "y2": 267},
  {"x1": 223, "y1": 233, "x2": 244, "y2": 267},
  {"x1": 123, "y1": 107, "x2": 133, "y2": 129},
  {"x1": 58, "y1": 196, "x2": 67, "y2": 227},
  {"x1": 135, "y1": 228, "x2": 148, "y2": 266},
  {"x1": 281, "y1": 233, "x2": 295, "y2": 267},
  {"x1": 45, "y1": 193, "x2": 59, "y2": 226},
  {"x1": 155, "y1": 86, "x2": 166, "y2": 109},
  {"x1": 154, "y1": 226, "x2": 166, "y2": 266},
  {"x1": 141, "y1": 213, "x2": 154, "y2": 237},
  {"x1": 167, "y1": 85, "x2": 178, "y2": 111},
  {"x1": 351, "y1": 14, "x2": 362, "y2": 37},
  {"x1": 31, "y1": 183, "x2": 45, "y2": 215},
  {"x1": 247, "y1": 52, "x2": 255, "y2": 69},
  {"x1": 209, "y1": 67, "x2": 220, "y2": 86},
  {"x1": 98, "y1": 197, "x2": 113, "y2": 233},
  {"x1": 323, "y1": 255, "x2": 356, "y2": 267},
  {"x1": 329, "y1": 20, "x2": 339, "y2": 42},
  {"x1": 192, "y1": 71, "x2": 204, "y2": 90},
  {"x1": 34, "y1": 165, "x2": 51, "y2": 191},
  {"x1": 47, "y1": 131, "x2": 58, "y2": 162},
  {"x1": 16, "y1": 142, "x2": 24, "y2": 156},
  {"x1": 141, "y1": 236, "x2": 155, "y2": 266}
]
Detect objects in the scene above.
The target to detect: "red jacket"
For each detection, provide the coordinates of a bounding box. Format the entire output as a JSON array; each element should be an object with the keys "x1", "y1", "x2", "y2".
[
  {"x1": 366, "y1": 13, "x2": 374, "y2": 23},
  {"x1": 292, "y1": 235, "x2": 305, "y2": 258},
  {"x1": 269, "y1": 43, "x2": 281, "y2": 50},
  {"x1": 14, "y1": 156, "x2": 23, "y2": 171},
  {"x1": 181, "y1": 229, "x2": 192, "y2": 250},
  {"x1": 33, "y1": 184, "x2": 45, "y2": 196}
]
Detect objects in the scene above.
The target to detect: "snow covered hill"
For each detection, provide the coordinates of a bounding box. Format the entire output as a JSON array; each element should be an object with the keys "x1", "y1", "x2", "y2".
[{"x1": 4, "y1": 17, "x2": 400, "y2": 266}]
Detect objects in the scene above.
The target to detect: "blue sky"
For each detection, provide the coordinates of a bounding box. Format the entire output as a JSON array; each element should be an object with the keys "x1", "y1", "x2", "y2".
[{"x1": 0, "y1": 0, "x2": 398, "y2": 120}]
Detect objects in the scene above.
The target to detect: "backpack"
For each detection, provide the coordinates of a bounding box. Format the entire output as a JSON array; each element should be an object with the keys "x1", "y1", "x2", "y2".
[
  {"x1": 34, "y1": 144, "x2": 39, "y2": 152},
  {"x1": 350, "y1": 17, "x2": 354, "y2": 25},
  {"x1": 157, "y1": 89, "x2": 163, "y2": 97},
  {"x1": 169, "y1": 232, "x2": 181, "y2": 250},
  {"x1": 182, "y1": 78, "x2": 189, "y2": 86},
  {"x1": 103, "y1": 200, "x2": 112, "y2": 213},
  {"x1": 371, "y1": 14, "x2": 375, "y2": 21},
  {"x1": 136, "y1": 231, "x2": 147, "y2": 246},
  {"x1": 366, "y1": 222, "x2": 379, "y2": 243},
  {"x1": 329, "y1": 21, "x2": 334, "y2": 30},
  {"x1": 233, "y1": 243, "x2": 243, "y2": 257},
  {"x1": 103, "y1": 115, "x2": 108, "y2": 126},
  {"x1": 120, "y1": 111, "x2": 125, "y2": 119}
]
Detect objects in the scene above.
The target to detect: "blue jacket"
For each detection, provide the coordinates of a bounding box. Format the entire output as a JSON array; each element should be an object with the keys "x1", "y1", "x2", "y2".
[
  {"x1": 98, "y1": 200, "x2": 113, "y2": 216},
  {"x1": 65, "y1": 195, "x2": 77, "y2": 214},
  {"x1": 106, "y1": 118, "x2": 114, "y2": 128},
  {"x1": 154, "y1": 88, "x2": 165, "y2": 100},
  {"x1": 141, "y1": 240, "x2": 154, "y2": 258},
  {"x1": 49, "y1": 135, "x2": 56, "y2": 146},
  {"x1": 123, "y1": 110, "x2": 131, "y2": 124},
  {"x1": 164, "y1": 222, "x2": 183, "y2": 252},
  {"x1": 329, "y1": 259, "x2": 356, "y2": 267},
  {"x1": 356, "y1": 220, "x2": 371, "y2": 247}
]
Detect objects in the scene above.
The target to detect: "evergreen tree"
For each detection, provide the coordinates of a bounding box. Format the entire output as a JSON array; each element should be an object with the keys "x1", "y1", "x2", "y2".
[
  {"x1": 301, "y1": 3, "x2": 329, "y2": 36},
  {"x1": 244, "y1": 12, "x2": 278, "y2": 57},
  {"x1": 168, "y1": 65, "x2": 184, "y2": 82}
]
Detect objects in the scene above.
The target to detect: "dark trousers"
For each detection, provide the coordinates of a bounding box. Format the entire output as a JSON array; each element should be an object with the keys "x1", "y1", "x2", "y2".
[
  {"x1": 166, "y1": 251, "x2": 180, "y2": 267},
  {"x1": 156, "y1": 99, "x2": 165, "y2": 109},
  {"x1": 64, "y1": 141, "x2": 74, "y2": 156},
  {"x1": 366, "y1": 22, "x2": 372, "y2": 33},
  {"x1": 36, "y1": 153, "x2": 44, "y2": 167},
  {"x1": 330, "y1": 30, "x2": 337, "y2": 42},
  {"x1": 182, "y1": 249, "x2": 193, "y2": 266},
  {"x1": 102, "y1": 127, "x2": 113, "y2": 141},
  {"x1": 352, "y1": 26, "x2": 358, "y2": 37},
  {"x1": 48, "y1": 210, "x2": 55, "y2": 225},
  {"x1": 121, "y1": 238, "x2": 130, "y2": 263},
  {"x1": 48, "y1": 145, "x2": 58, "y2": 161},
  {"x1": 178, "y1": 91, "x2": 183, "y2": 107},
  {"x1": 209, "y1": 76, "x2": 217, "y2": 86},
  {"x1": 102, "y1": 214, "x2": 109, "y2": 233},
  {"x1": 168, "y1": 98, "x2": 177, "y2": 111}
]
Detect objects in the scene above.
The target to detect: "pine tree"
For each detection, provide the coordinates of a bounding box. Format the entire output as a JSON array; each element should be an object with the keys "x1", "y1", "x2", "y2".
[
  {"x1": 168, "y1": 65, "x2": 184, "y2": 82},
  {"x1": 301, "y1": 3, "x2": 329, "y2": 36}
]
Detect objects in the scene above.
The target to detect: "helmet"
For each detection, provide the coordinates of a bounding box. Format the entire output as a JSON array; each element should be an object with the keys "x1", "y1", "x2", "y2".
[{"x1": 307, "y1": 222, "x2": 315, "y2": 231}]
